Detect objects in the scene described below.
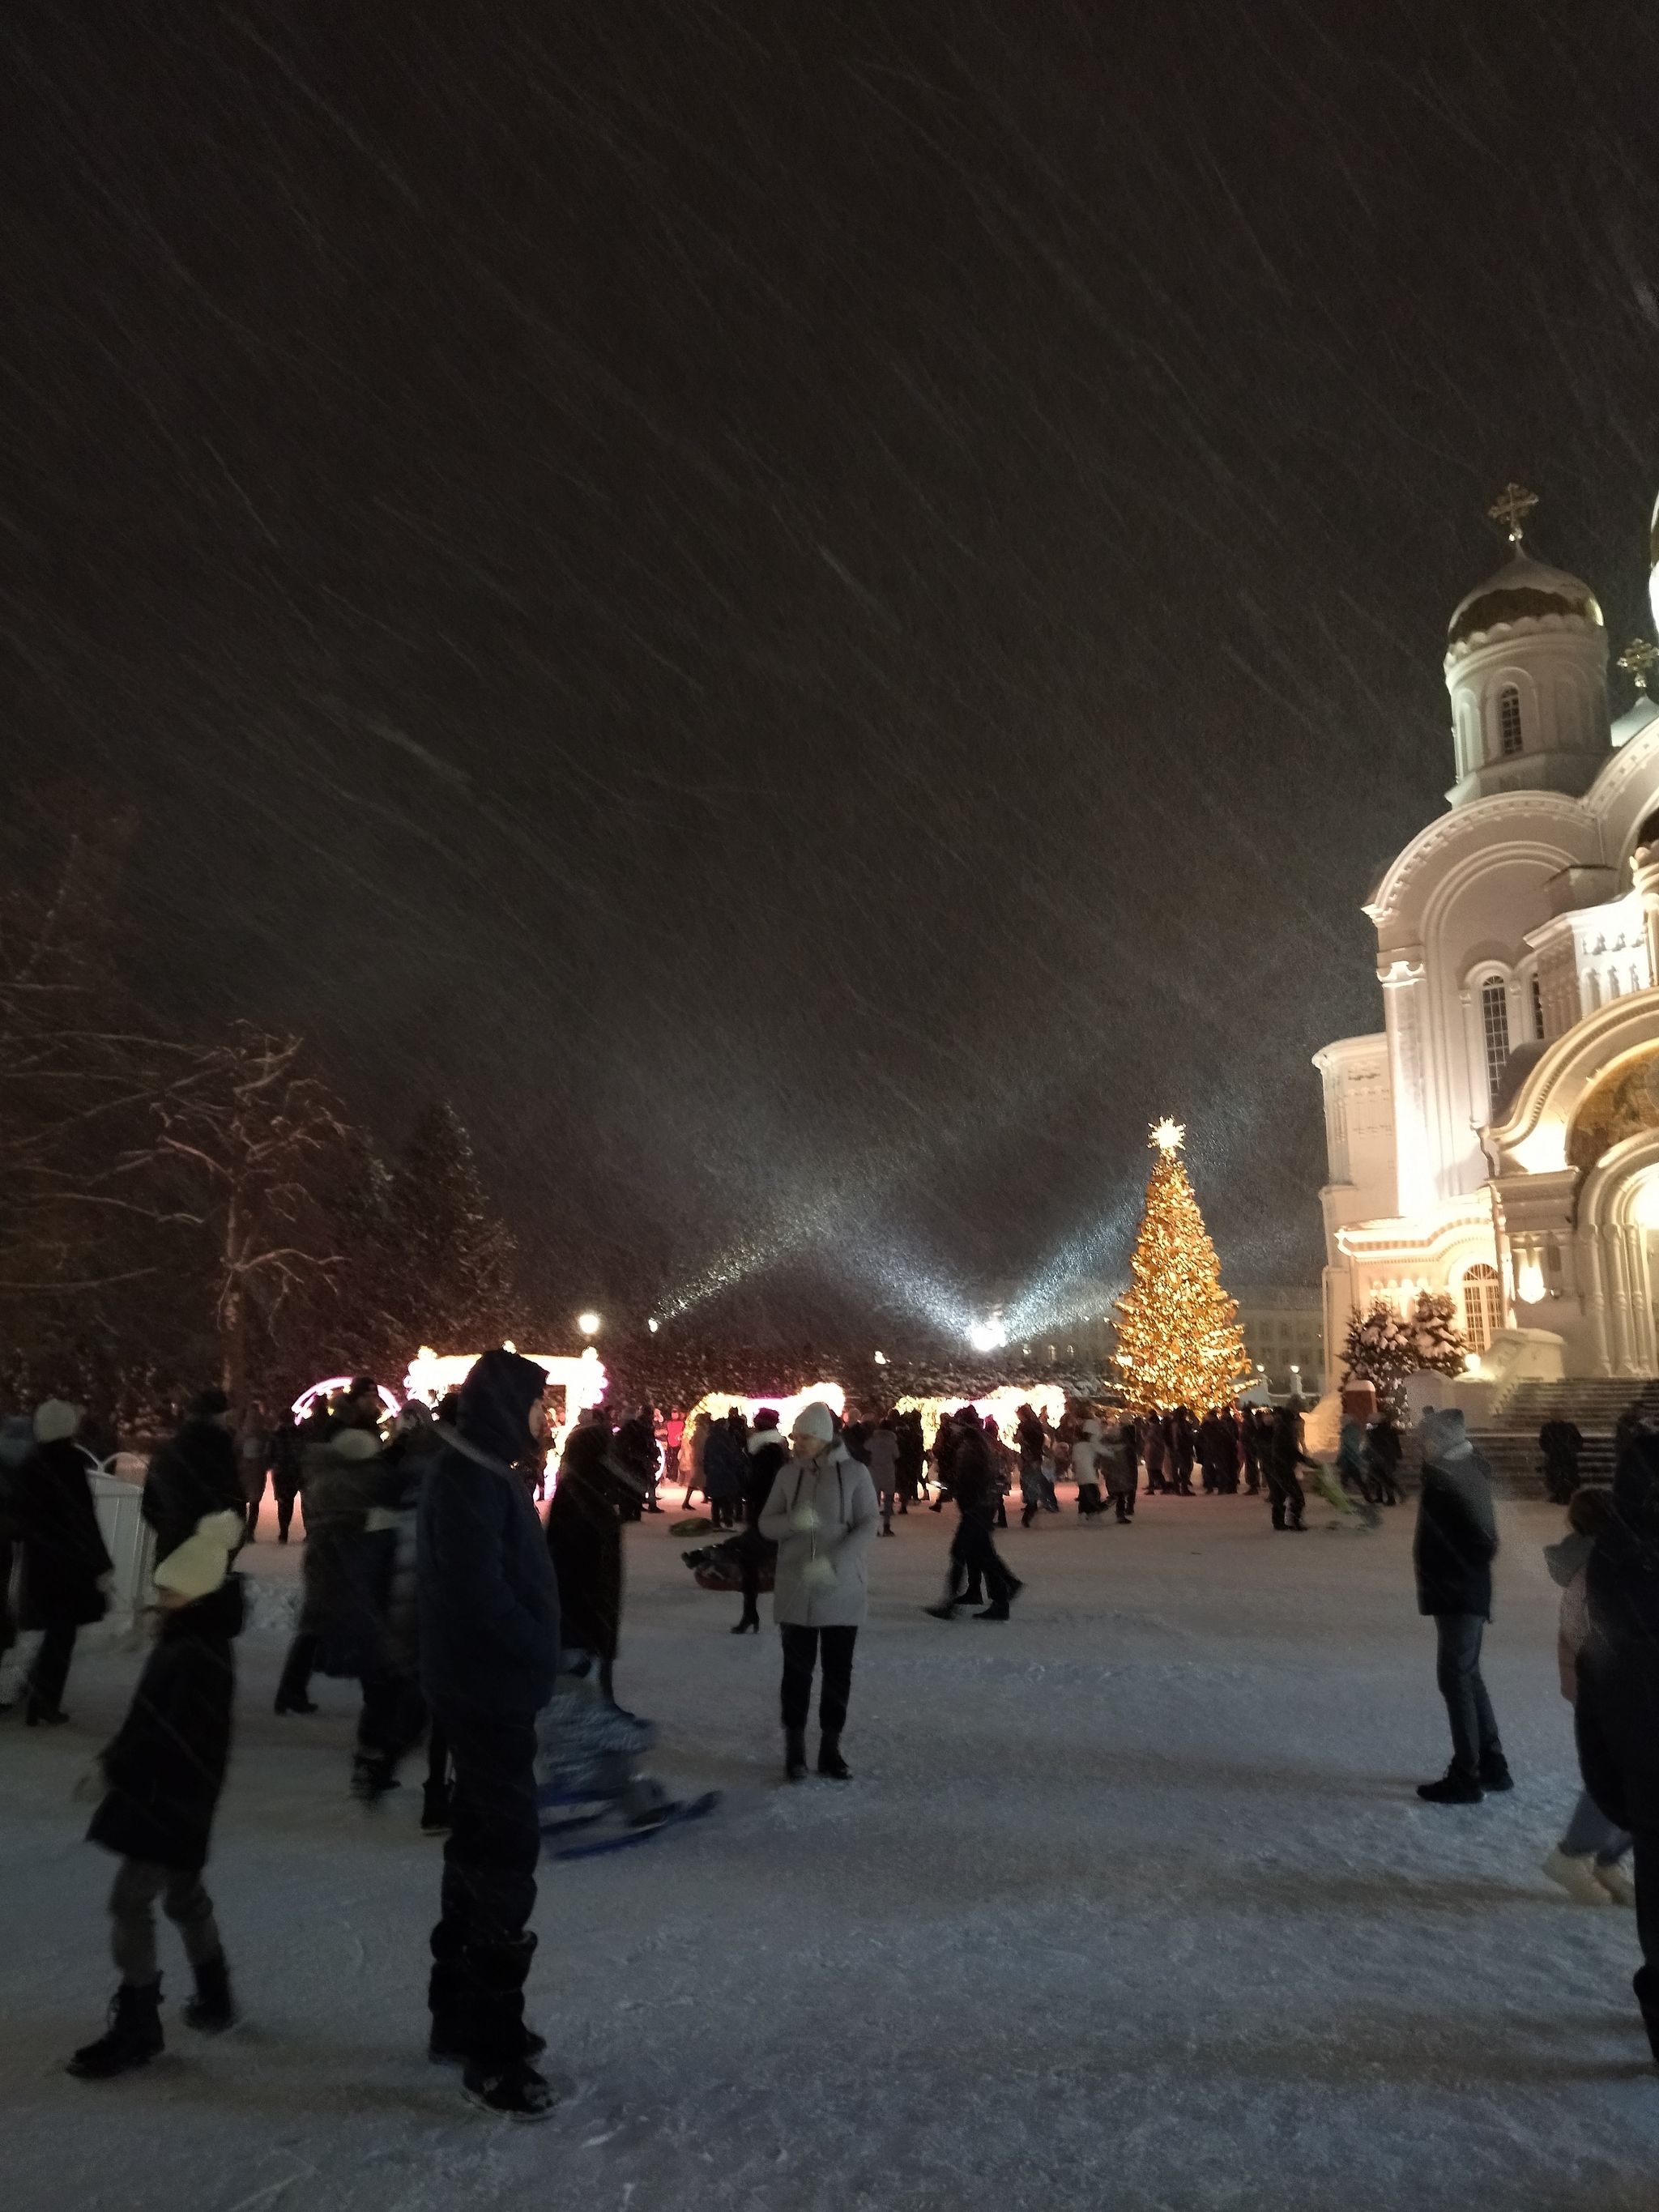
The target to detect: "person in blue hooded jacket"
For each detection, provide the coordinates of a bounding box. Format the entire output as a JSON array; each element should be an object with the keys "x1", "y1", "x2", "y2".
[{"x1": 418, "y1": 1349, "x2": 561, "y2": 2120}]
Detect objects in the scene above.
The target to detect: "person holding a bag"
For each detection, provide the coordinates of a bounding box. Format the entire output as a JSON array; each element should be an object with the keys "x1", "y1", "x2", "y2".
[{"x1": 758, "y1": 1402, "x2": 878, "y2": 1781}]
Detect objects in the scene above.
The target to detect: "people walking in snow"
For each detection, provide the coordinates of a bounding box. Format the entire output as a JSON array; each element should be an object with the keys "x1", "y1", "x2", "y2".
[
  {"x1": 1142, "y1": 1413, "x2": 1167, "y2": 1494},
  {"x1": 732, "y1": 1408, "x2": 788, "y2": 1631},
  {"x1": 1265, "y1": 1401, "x2": 1311, "y2": 1532},
  {"x1": 757, "y1": 1400, "x2": 878, "y2": 1781},
  {"x1": 14, "y1": 1399, "x2": 112, "y2": 1727},
  {"x1": 1539, "y1": 1415, "x2": 1584, "y2": 1506},
  {"x1": 1367, "y1": 1412, "x2": 1405, "y2": 1506},
  {"x1": 273, "y1": 1380, "x2": 385, "y2": 1719},
  {"x1": 270, "y1": 1409, "x2": 304, "y2": 1541},
  {"x1": 67, "y1": 1502, "x2": 246, "y2": 2078},
  {"x1": 1102, "y1": 1419, "x2": 1138, "y2": 1522},
  {"x1": 1574, "y1": 1431, "x2": 1659, "y2": 2060},
  {"x1": 703, "y1": 1409, "x2": 746, "y2": 1530},
  {"x1": 1540, "y1": 1485, "x2": 1634, "y2": 1906},
  {"x1": 894, "y1": 1409, "x2": 924, "y2": 1512},
  {"x1": 925, "y1": 1409, "x2": 1021, "y2": 1622},
  {"x1": 545, "y1": 1417, "x2": 642, "y2": 1701},
  {"x1": 1073, "y1": 1418, "x2": 1107, "y2": 1518},
  {"x1": 867, "y1": 1413, "x2": 900, "y2": 1536},
  {"x1": 1413, "y1": 1407, "x2": 1510, "y2": 1804},
  {"x1": 420, "y1": 1349, "x2": 562, "y2": 2118},
  {"x1": 682, "y1": 1409, "x2": 712, "y2": 1504},
  {"x1": 235, "y1": 1404, "x2": 271, "y2": 1542}
]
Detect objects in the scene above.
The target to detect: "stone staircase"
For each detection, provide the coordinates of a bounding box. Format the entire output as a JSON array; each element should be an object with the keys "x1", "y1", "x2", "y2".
[{"x1": 1465, "y1": 1377, "x2": 1659, "y2": 1497}]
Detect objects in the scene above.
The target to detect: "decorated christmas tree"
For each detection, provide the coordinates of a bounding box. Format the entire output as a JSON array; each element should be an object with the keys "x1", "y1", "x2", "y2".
[{"x1": 1113, "y1": 1120, "x2": 1249, "y2": 1412}]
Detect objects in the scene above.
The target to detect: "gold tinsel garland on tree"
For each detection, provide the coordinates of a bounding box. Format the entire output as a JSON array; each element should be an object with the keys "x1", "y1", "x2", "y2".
[{"x1": 1113, "y1": 1120, "x2": 1249, "y2": 1413}]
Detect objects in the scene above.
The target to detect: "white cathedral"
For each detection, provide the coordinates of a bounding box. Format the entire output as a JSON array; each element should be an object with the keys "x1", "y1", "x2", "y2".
[{"x1": 1316, "y1": 487, "x2": 1659, "y2": 1389}]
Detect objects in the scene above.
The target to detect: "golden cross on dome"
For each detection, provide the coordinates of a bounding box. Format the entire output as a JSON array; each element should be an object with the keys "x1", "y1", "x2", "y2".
[
  {"x1": 1149, "y1": 1117, "x2": 1185, "y2": 1154},
  {"x1": 1618, "y1": 637, "x2": 1659, "y2": 696},
  {"x1": 1487, "y1": 482, "x2": 1538, "y2": 546}
]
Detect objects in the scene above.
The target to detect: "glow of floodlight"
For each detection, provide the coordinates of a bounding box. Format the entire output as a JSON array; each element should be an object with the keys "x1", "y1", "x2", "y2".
[
  {"x1": 968, "y1": 1320, "x2": 1006, "y2": 1353},
  {"x1": 578, "y1": 1311, "x2": 601, "y2": 1336}
]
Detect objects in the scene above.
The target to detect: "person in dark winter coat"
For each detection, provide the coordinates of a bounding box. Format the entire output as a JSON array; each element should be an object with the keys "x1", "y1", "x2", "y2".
[
  {"x1": 67, "y1": 1507, "x2": 246, "y2": 2079},
  {"x1": 894, "y1": 1409, "x2": 924, "y2": 1510},
  {"x1": 0, "y1": 1411, "x2": 30, "y2": 1670},
  {"x1": 419, "y1": 1349, "x2": 562, "y2": 2120},
  {"x1": 269, "y1": 1409, "x2": 304, "y2": 1541},
  {"x1": 16, "y1": 1400, "x2": 113, "y2": 1726},
  {"x1": 1367, "y1": 1414, "x2": 1405, "y2": 1506},
  {"x1": 1413, "y1": 1407, "x2": 1508, "y2": 1803},
  {"x1": 235, "y1": 1406, "x2": 271, "y2": 1541},
  {"x1": 1141, "y1": 1414, "x2": 1166, "y2": 1494},
  {"x1": 925, "y1": 1413, "x2": 1021, "y2": 1622},
  {"x1": 545, "y1": 1419, "x2": 642, "y2": 1688},
  {"x1": 273, "y1": 1392, "x2": 385, "y2": 1715},
  {"x1": 143, "y1": 1392, "x2": 245, "y2": 1565},
  {"x1": 1265, "y1": 1402, "x2": 1311, "y2": 1532},
  {"x1": 702, "y1": 1409, "x2": 747, "y2": 1529},
  {"x1": 1540, "y1": 1417, "x2": 1585, "y2": 1506},
  {"x1": 732, "y1": 1409, "x2": 788, "y2": 1633},
  {"x1": 1576, "y1": 1434, "x2": 1659, "y2": 2058}
]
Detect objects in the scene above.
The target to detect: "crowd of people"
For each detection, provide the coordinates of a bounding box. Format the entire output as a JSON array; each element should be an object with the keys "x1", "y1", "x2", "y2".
[{"x1": 6, "y1": 1362, "x2": 1659, "y2": 2109}]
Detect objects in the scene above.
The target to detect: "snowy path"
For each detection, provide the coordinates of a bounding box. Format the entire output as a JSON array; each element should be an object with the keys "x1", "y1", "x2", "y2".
[{"x1": 4, "y1": 1491, "x2": 1657, "y2": 2210}]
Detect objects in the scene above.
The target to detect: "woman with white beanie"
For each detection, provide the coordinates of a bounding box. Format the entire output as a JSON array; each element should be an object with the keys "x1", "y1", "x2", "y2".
[
  {"x1": 757, "y1": 1401, "x2": 879, "y2": 1780},
  {"x1": 68, "y1": 1506, "x2": 247, "y2": 2078}
]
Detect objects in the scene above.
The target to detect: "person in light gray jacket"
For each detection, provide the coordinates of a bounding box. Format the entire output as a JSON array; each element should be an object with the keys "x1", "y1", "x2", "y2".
[{"x1": 757, "y1": 1401, "x2": 879, "y2": 1783}]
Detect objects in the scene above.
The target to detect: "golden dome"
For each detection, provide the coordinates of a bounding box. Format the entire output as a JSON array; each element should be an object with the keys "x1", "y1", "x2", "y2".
[{"x1": 1448, "y1": 551, "x2": 1603, "y2": 648}]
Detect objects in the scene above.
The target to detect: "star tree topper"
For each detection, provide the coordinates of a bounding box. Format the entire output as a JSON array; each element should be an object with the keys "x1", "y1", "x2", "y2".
[{"x1": 1150, "y1": 1117, "x2": 1185, "y2": 1155}]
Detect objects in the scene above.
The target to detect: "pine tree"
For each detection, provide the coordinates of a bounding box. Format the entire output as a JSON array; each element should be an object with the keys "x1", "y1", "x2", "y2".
[
  {"x1": 389, "y1": 1102, "x2": 518, "y2": 1353},
  {"x1": 1409, "y1": 1289, "x2": 1467, "y2": 1379},
  {"x1": 1113, "y1": 1121, "x2": 1248, "y2": 1412},
  {"x1": 1339, "y1": 1298, "x2": 1418, "y2": 1415}
]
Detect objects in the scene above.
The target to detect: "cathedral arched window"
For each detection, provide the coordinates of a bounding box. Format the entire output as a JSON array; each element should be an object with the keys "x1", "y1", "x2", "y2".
[
  {"x1": 1480, "y1": 978, "x2": 1511, "y2": 1103},
  {"x1": 1499, "y1": 686, "x2": 1524, "y2": 757},
  {"x1": 1461, "y1": 1264, "x2": 1503, "y2": 1353},
  {"x1": 1531, "y1": 976, "x2": 1545, "y2": 1040}
]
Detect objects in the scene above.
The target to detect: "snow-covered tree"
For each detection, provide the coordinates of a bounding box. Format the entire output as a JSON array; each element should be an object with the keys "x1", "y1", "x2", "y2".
[
  {"x1": 1409, "y1": 1289, "x2": 1467, "y2": 1380},
  {"x1": 1340, "y1": 1299, "x2": 1418, "y2": 1415},
  {"x1": 388, "y1": 1102, "x2": 517, "y2": 1353}
]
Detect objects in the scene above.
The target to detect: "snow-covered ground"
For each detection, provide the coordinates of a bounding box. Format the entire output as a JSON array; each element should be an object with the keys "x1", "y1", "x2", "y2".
[{"x1": 4, "y1": 1486, "x2": 1657, "y2": 2210}]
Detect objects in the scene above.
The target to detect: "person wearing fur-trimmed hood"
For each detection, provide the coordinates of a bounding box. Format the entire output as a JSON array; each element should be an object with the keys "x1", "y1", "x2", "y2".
[
  {"x1": 67, "y1": 1505, "x2": 246, "y2": 2079},
  {"x1": 757, "y1": 1402, "x2": 878, "y2": 1781}
]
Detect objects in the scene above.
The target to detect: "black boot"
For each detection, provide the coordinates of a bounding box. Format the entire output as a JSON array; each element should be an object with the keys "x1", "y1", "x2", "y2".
[
  {"x1": 182, "y1": 1953, "x2": 237, "y2": 2034},
  {"x1": 420, "y1": 1781, "x2": 453, "y2": 1835},
  {"x1": 352, "y1": 1752, "x2": 400, "y2": 1804},
  {"x1": 68, "y1": 1980, "x2": 164, "y2": 2078},
  {"x1": 731, "y1": 1611, "x2": 760, "y2": 1634},
  {"x1": 817, "y1": 1731, "x2": 851, "y2": 1779},
  {"x1": 1416, "y1": 1767, "x2": 1483, "y2": 1804},
  {"x1": 1636, "y1": 1966, "x2": 1659, "y2": 2065},
  {"x1": 1478, "y1": 1751, "x2": 1514, "y2": 1792},
  {"x1": 785, "y1": 1727, "x2": 808, "y2": 1781},
  {"x1": 974, "y1": 1601, "x2": 1011, "y2": 1621}
]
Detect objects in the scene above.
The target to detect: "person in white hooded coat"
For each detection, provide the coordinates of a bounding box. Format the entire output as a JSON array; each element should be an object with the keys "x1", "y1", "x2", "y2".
[{"x1": 757, "y1": 1402, "x2": 878, "y2": 1782}]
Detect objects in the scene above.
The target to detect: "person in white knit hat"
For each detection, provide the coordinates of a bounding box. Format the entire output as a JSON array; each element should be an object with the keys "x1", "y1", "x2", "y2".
[
  {"x1": 757, "y1": 1401, "x2": 878, "y2": 1781},
  {"x1": 66, "y1": 1507, "x2": 246, "y2": 2079}
]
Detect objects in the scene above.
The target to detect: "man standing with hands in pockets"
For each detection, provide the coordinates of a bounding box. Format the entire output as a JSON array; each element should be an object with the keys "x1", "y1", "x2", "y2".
[{"x1": 759, "y1": 1403, "x2": 879, "y2": 1783}]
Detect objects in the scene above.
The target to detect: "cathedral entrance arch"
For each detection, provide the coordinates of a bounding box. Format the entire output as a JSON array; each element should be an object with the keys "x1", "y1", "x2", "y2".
[{"x1": 1578, "y1": 1129, "x2": 1659, "y2": 1375}]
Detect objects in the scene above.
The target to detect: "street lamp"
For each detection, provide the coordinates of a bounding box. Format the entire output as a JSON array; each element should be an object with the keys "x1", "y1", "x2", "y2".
[
  {"x1": 578, "y1": 1311, "x2": 601, "y2": 1337},
  {"x1": 968, "y1": 1319, "x2": 1005, "y2": 1353},
  {"x1": 647, "y1": 1318, "x2": 659, "y2": 1333}
]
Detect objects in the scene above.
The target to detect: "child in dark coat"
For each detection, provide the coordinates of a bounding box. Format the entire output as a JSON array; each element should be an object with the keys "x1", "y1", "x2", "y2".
[{"x1": 67, "y1": 1507, "x2": 245, "y2": 2079}]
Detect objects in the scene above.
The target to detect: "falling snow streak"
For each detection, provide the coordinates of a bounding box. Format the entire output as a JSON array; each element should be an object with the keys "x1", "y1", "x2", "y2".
[{"x1": 6, "y1": 2, "x2": 1659, "y2": 1342}]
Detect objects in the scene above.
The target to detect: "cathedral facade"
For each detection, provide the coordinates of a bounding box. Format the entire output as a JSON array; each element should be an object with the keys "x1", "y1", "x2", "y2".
[{"x1": 1316, "y1": 490, "x2": 1659, "y2": 1383}]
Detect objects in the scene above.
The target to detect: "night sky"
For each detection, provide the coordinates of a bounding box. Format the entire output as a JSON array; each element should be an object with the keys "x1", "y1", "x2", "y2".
[{"x1": 5, "y1": 3, "x2": 1658, "y2": 1346}]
